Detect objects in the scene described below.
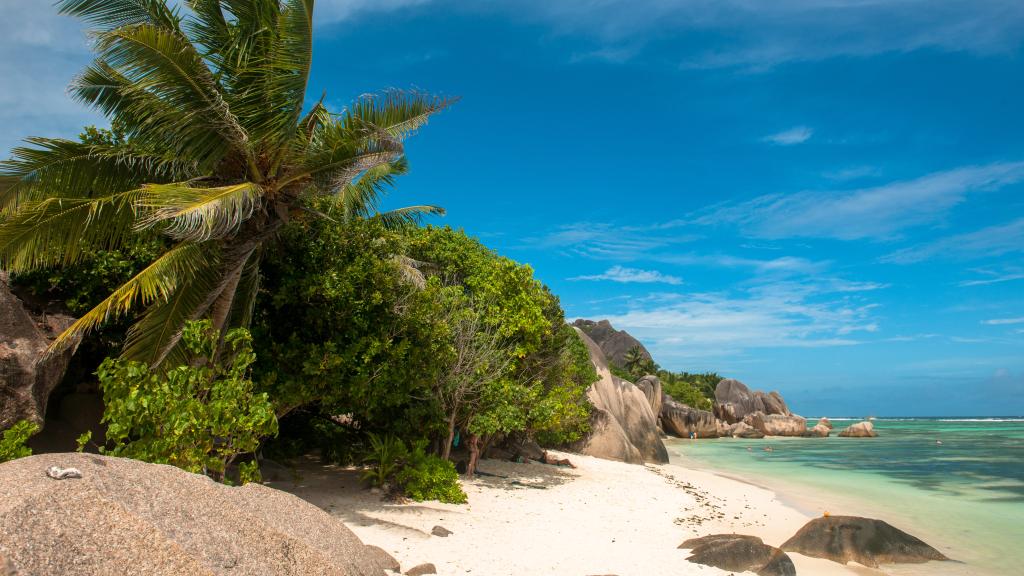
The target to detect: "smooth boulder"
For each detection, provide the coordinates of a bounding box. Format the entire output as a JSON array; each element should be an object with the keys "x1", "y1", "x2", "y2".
[
  {"x1": 0, "y1": 453, "x2": 390, "y2": 576},
  {"x1": 571, "y1": 328, "x2": 668, "y2": 464},
  {"x1": 728, "y1": 421, "x2": 765, "y2": 439},
  {"x1": 805, "y1": 423, "x2": 830, "y2": 437},
  {"x1": 818, "y1": 417, "x2": 833, "y2": 429},
  {"x1": 744, "y1": 412, "x2": 808, "y2": 437},
  {"x1": 661, "y1": 394, "x2": 719, "y2": 438},
  {"x1": 713, "y1": 379, "x2": 791, "y2": 424},
  {"x1": 838, "y1": 421, "x2": 878, "y2": 438},
  {"x1": 782, "y1": 516, "x2": 948, "y2": 568},
  {"x1": 634, "y1": 375, "x2": 663, "y2": 421},
  {"x1": 680, "y1": 534, "x2": 796, "y2": 576}
]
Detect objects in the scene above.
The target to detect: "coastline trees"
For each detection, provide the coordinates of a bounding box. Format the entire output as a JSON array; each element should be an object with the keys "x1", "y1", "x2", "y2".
[{"x1": 0, "y1": 0, "x2": 450, "y2": 367}]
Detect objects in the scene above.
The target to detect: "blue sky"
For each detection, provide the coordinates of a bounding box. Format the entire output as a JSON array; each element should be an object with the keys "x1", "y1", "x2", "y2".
[{"x1": 3, "y1": 1, "x2": 1024, "y2": 416}]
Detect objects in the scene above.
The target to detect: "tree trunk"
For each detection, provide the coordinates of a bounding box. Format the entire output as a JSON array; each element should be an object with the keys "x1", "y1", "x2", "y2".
[
  {"x1": 466, "y1": 433, "x2": 480, "y2": 478},
  {"x1": 442, "y1": 412, "x2": 457, "y2": 461}
]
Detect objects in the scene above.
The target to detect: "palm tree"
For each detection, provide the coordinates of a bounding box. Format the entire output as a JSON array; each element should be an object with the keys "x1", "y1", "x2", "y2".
[
  {"x1": 0, "y1": 0, "x2": 452, "y2": 366},
  {"x1": 622, "y1": 345, "x2": 647, "y2": 378}
]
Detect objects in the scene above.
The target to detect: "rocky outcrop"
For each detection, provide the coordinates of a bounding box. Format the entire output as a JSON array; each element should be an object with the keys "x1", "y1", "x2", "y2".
[
  {"x1": 634, "y1": 375, "x2": 663, "y2": 420},
  {"x1": 661, "y1": 394, "x2": 719, "y2": 438},
  {"x1": 805, "y1": 422, "x2": 830, "y2": 437},
  {"x1": 744, "y1": 412, "x2": 808, "y2": 437},
  {"x1": 571, "y1": 328, "x2": 668, "y2": 464},
  {"x1": 782, "y1": 516, "x2": 949, "y2": 568},
  {"x1": 681, "y1": 534, "x2": 796, "y2": 576},
  {"x1": 713, "y1": 379, "x2": 791, "y2": 423},
  {"x1": 0, "y1": 273, "x2": 81, "y2": 431},
  {"x1": 838, "y1": 421, "x2": 877, "y2": 438},
  {"x1": 572, "y1": 319, "x2": 651, "y2": 368},
  {"x1": 727, "y1": 421, "x2": 765, "y2": 439},
  {"x1": 817, "y1": 417, "x2": 833, "y2": 429},
  {"x1": 0, "y1": 453, "x2": 393, "y2": 575}
]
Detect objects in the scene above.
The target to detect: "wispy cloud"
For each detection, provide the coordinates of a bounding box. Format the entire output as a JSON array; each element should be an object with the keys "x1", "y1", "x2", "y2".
[
  {"x1": 957, "y1": 267, "x2": 1024, "y2": 287},
  {"x1": 982, "y1": 317, "x2": 1024, "y2": 325},
  {"x1": 698, "y1": 162, "x2": 1024, "y2": 241},
  {"x1": 762, "y1": 126, "x2": 813, "y2": 146},
  {"x1": 319, "y1": 1, "x2": 1024, "y2": 70},
  {"x1": 882, "y1": 217, "x2": 1024, "y2": 264},
  {"x1": 571, "y1": 265, "x2": 682, "y2": 285}
]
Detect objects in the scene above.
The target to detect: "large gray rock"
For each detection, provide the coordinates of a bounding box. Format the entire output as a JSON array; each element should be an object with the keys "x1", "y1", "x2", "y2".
[
  {"x1": 744, "y1": 412, "x2": 808, "y2": 437},
  {"x1": 660, "y1": 394, "x2": 719, "y2": 438},
  {"x1": 713, "y1": 379, "x2": 791, "y2": 424},
  {"x1": 571, "y1": 328, "x2": 668, "y2": 464},
  {"x1": 838, "y1": 421, "x2": 878, "y2": 438},
  {"x1": 0, "y1": 453, "x2": 390, "y2": 576},
  {"x1": 782, "y1": 516, "x2": 949, "y2": 568},
  {"x1": 728, "y1": 421, "x2": 765, "y2": 439},
  {"x1": 571, "y1": 319, "x2": 651, "y2": 368},
  {"x1": 0, "y1": 273, "x2": 80, "y2": 431},
  {"x1": 680, "y1": 534, "x2": 796, "y2": 576}
]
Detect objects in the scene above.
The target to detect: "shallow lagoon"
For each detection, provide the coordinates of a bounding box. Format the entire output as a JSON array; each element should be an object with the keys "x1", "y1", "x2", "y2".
[{"x1": 668, "y1": 418, "x2": 1024, "y2": 576}]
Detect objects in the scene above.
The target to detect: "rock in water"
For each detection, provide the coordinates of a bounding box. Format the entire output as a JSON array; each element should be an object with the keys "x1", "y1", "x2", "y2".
[
  {"x1": 680, "y1": 534, "x2": 796, "y2": 576},
  {"x1": 728, "y1": 421, "x2": 765, "y2": 439},
  {"x1": 782, "y1": 516, "x2": 949, "y2": 568},
  {"x1": 805, "y1": 423, "x2": 830, "y2": 437},
  {"x1": 713, "y1": 379, "x2": 792, "y2": 424},
  {"x1": 818, "y1": 417, "x2": 833, "y2": 429},
  {"x1": 661, "y1": 394, "x2": 719, "y2": 438},
  {"x1": 838, "y1": 421, "x2": 878, "y2": 437},
  {"x1": 0, "y1": 272, "x2": 81, "y2": 430},
  {"x1": 744, "y1": 412, "x2": 808, "y2": 437},
  {"x1": 0, "y1": 453, "x2": 391, "y2": 575},
  {"x1": 570, "y1": 328, "x2": 668, "y2": 464}
]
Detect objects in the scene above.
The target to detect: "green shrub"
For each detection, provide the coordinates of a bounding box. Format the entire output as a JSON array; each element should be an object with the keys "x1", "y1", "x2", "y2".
[
  {"x1": 89, "y1": 320, "x2": 278, "y2": 484},
  {"x1": 0, "y1": 421, "x2": 39, "y2": 463},
  {"x1": 397, "y1": 451, "x2": 467, "y2": 504},
  {"x1": 361, "y1": 433, "x2": 467, "y2": 504}
]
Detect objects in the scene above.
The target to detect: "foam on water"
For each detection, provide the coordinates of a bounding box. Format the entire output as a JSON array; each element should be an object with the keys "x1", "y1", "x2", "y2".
[{"x1": 668, "y1": 418, "x2": 1024, "y2": 576}]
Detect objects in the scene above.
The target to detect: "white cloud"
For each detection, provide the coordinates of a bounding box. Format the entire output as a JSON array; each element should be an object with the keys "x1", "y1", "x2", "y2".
[
  {"x1": 699, "y1": 162, "x2": 1024, "y2": 241},
  {"x1": 315, "y1": 0, "x2": 432, "y2": 24},
  {"x1": 762, "y1": 126, "x2": 813, "y2": 146},
  {"x1": 982, "y1": 317, "x2": 1024, "y2": 325},
  {"x1": 571, "y1": 265, "x2": 683, "y2": 285},
  {"x1": 882, "y1": 217, "x2": 1024, "y2": 264},
  {"x1": 0, "y1": 4, "x2": 101, "y2": 154},
  {"x1": 958, "y1": 268, "x2": 1024, "y2": 287}
]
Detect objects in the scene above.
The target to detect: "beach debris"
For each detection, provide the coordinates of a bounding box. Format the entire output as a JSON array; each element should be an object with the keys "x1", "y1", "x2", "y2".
[
  {"x1": 838, "y1": 421, "x2": 878, "y2": 438},
  {"x1": 781, "y1": 515, "x2": 949, "y2": 568},
  {"x1": 430, "y1": 525, "x2": 452, "y2": 537},
  {"x1": 364, "y1": 545, "x2": 400, "y2": 573},
  {"x1": 404, "y1": 563, "x2": 437, "y2": 575},
  {"x1": 680, "y1": 534, "x2": 796, "y2": 576},
  {"x1": 45, "y1": 466, "x2": 82, "y2": 480}
]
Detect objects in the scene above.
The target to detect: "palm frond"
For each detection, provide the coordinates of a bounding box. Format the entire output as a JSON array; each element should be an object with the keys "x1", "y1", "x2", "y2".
[
  {"x1": 120, "y1": 245, "x2": 223, "y2": 366},
  {"x1": 48, "y1": 242, "x2": 213, "y2": 355},
  {"x1": 0, "y1": 191, "x2": 141, "y2": 271},
  {"x1": 95, "y1": 24, "x2": 253, "y2": 168},
  {"x1": 135, "y1": 181, "x2": 263, "y2": 241},
  {"x1": 70, "y1": 62, "x2": 228, "y2": 169},
  {"x1": 0, "y1": 136, "x2": 197, "y2": 213},
  {"x1": 224, "y1": 250, "x2": 261, "y2": 333},
  {"x1": 57, "y1": 0, "x2": 182, "y2": 32},
  {"x1": 343, "y1": 90, "x2": 458, "y2": 142},
  {"x1": 374, "y1": 205, "x2": 446, "y2": 229}
]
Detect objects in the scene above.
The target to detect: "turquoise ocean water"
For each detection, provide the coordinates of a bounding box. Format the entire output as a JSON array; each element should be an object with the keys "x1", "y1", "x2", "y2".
[{"x1": 667, "y1": 418, "x2": 1024, "y2": 576}]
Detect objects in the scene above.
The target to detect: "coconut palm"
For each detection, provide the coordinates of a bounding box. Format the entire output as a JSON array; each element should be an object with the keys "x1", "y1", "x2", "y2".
[
  {"x1": 622, "y1": 345, "x2": 647, "y2": 378},
  {"x1": 0, "y1": 0, "x2": 452, "y2": 366}
]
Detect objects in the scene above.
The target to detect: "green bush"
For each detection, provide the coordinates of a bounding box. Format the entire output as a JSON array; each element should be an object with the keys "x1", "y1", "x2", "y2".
[
  {"x1": 397, "y1": 451, "x2": 467, "y2": 504},
  {"x1": 361, "y1": 433, "x2": 467, "y2": 504},
  {"x1": 89, "y1": 320, "x2": 278, "y2": 484},
  {"x1": 0, "y1": 421, "x2": 39, "y2": 463}
]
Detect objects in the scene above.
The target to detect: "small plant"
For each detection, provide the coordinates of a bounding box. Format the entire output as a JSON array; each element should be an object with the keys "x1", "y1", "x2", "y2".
[
  {"x1": 361, "y1": 432, "x2": 408, "y2": 488},
  {"x1": 0, "y1": 420, "x2": 39, "y2": 463},
  {"x1": 90, "y1": 320, "x2": 278, "y2": 484}
]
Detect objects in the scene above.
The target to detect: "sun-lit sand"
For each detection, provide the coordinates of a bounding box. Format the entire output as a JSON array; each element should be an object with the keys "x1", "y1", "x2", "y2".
[{"x1": 267, "y1": 451, "x2": 884, "y2": 576}]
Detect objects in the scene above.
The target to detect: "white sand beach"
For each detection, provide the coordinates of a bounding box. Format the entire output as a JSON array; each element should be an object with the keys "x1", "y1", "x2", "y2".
[{"x1": 267, "y1": 450, "x2": 885, "y2": 576}]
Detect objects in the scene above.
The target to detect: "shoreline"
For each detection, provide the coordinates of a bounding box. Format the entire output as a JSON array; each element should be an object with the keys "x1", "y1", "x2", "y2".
[{"x1": 267, "y1": 451, "x2": 891, "y2": 576}]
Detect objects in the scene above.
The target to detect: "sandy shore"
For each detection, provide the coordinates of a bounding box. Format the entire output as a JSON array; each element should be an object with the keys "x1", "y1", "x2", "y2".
[{"x1": 265, "y1": 449, "x2": 889, "y2": 576}]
